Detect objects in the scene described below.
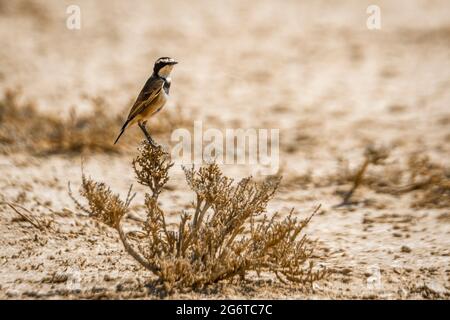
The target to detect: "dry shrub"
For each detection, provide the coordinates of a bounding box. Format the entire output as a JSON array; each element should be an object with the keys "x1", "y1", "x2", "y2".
[
  {"x1": 70, "y1": 174, "x2": 136, "y2": 229},
  {"x1": 360, "y1": 153, "x2": 450, "y2": 209},
  {"x1": 71, "y1": 141, "x2": 326, "y2": 292},
  {"x1": 333, "y1": 145, "x2": 390, "y2": 206},
  {"x1": 321, "y1": 144, "x2": 449, "y2": 209},
  {"x1": 0, "y1": 89, "x2": 187, "y2": 155},
  {"x1": 406, "y1": 154, "x2": 450, "y2": 209},
  {"x1": 0, "y1": 90, "x2": 118, "y2": 154},
  {"x1": 0, "y1": 201, "x2": 54, "y2": 231}
]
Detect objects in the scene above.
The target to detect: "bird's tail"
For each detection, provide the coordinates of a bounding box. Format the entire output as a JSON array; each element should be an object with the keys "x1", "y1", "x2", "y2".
[{"x1": 114, "y1": 121, "x2": 129, "y2": 145}]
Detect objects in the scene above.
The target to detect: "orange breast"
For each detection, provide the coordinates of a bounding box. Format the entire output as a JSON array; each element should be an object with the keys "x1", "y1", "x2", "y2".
[{"x1": 140, "y1": 92, "x2": 167, "y2": 120}]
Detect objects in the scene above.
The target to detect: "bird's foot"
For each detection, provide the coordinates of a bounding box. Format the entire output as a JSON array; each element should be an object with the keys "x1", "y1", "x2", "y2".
[
  {"x1": 138, "y1": 121, "x2": 159, "y2": 148},
  {"x1": 145, "y1": 136, "x2": 159, "y2": 148}
]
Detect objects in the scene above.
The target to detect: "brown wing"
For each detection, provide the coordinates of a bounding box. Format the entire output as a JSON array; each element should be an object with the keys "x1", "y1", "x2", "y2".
[{"x1": 126, "y1": 76, "x2": 164, "y2": 122}]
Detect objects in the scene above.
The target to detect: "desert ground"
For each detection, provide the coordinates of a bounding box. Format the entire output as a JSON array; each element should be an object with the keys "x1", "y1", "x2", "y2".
[{"x1": 0, "y1": 0, "x2": 449, "y2": 299}]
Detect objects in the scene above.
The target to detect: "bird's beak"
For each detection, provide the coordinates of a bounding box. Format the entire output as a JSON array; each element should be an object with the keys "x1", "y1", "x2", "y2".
[{"x1": 171, "y1": 61, "x2": 178, "y2": 65}]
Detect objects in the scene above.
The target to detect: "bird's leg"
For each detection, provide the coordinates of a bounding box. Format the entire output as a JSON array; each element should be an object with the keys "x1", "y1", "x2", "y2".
[{"x1": 138, "y1": 120, "x2": 157, "y2": 147}]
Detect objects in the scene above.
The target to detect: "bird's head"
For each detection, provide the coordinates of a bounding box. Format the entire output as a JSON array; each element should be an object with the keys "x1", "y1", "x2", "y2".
[{"x1": 153, "y1": 57, "x2": 178, "y2": 79}]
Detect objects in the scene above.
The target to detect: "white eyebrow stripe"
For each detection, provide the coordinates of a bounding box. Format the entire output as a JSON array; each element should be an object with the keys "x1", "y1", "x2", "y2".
[{"x1": 157, "y1": 58, "x2": 175, "y2": 64}]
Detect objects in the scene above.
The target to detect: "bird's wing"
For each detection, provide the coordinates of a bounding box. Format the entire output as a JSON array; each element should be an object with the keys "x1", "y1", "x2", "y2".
[{"x1": 126, "y1": 77, "x2": 165, "y2": 122}]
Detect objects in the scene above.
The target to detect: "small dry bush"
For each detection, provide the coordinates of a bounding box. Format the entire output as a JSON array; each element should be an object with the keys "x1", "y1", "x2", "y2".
[
  {"x1": 358, "y1": 153, "x2": 450, "y2": 208},
  {"x1": 0, "y1": 89, "x2": 187, "y2": 155},
  {"x1": 71, "y1": 141, "x2": 326, "y2": 292},
  {"x1": 327, "y1": 145, "x2": 390, "y2": 206},
  {"x1": 328, "y1": 147, "x2": 449, "y2": 209},
  {"x1": 0, "y1": 90, "x2": 117, "y2": 154},
  {"x1": 329, "y1": 146, "x2": 390, "y2": 186},
  {"x1": 404, "y1": 154, "x2": 450, "y2": 209}
]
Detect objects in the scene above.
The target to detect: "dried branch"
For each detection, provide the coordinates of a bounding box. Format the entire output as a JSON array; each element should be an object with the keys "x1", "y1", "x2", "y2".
[
  {"x1": 335, "y1": 145, "x2": 389, "y2": 207},
  {"x1": 1, "y1": 201, "x2": 52, "y2": 231}
]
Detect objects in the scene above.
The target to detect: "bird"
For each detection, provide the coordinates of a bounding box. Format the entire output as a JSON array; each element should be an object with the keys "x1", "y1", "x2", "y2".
[{"x1": 114, "y1": 57, "x2": 178, "y2": 146}]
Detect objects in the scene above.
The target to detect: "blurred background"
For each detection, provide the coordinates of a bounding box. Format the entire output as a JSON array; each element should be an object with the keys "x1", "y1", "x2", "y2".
[{"x1": 0, "y1": 0, "x2": 449, "y2": 165}]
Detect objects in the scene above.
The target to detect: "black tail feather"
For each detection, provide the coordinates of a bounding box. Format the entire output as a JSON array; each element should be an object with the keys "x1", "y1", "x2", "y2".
[{"x1": 114, "y1": 121, "x2": 129, "y2": 145}]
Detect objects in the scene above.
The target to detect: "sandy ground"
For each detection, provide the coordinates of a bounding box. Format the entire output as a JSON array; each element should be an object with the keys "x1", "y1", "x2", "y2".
[{"x1": 0, "y1": 0, "x2": 449, "y2": 299}]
